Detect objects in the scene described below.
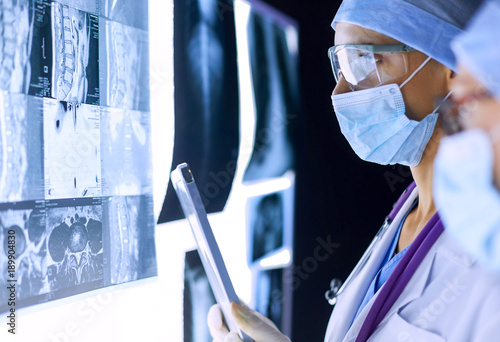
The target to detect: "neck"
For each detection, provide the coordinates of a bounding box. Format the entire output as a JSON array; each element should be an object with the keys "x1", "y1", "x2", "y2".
[
  {"x1": 397, "y1": 128, "x2": 443, "y2": 252},
  {"x1": 409, "y1": 128, "x2": 443, "y2": 225}
]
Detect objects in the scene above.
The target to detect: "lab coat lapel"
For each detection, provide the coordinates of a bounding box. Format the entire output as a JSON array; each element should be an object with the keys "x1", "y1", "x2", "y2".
[
  {"x1": 343, "y1": 219, "x2": 437, "y2": 342},
  {"x1": 325, "y1": 187, "x2": 419, "y2": 342}
]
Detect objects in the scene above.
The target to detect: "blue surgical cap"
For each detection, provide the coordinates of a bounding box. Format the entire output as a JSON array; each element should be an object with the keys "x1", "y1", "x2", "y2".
[
  {"x1": 451, "y1": 1, "x2": 500, "y2": 101},
  {"x1": 332, "y1": 0, "x2": 484, "y2": 72}
]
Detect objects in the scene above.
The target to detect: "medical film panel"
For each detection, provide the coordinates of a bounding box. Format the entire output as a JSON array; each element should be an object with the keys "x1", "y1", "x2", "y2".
[{"x1": 158, "y1": 0, "x2": 240, "y2": 223}]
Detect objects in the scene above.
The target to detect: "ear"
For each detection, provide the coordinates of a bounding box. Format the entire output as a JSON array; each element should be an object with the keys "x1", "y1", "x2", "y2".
[{"x1": 445, "y1": 67, "x2": 456, "y2": 92}]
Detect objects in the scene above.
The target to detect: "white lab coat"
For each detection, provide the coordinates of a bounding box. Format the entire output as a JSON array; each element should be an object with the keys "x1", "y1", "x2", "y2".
[{"x1": 324, "y1": 186, "x2": 500, "y2": 342}]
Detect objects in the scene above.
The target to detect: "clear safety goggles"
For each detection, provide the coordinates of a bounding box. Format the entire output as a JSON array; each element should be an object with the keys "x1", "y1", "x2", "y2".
[{"x1": 328, "y1": 44, "x2": 416, "y2": 91}]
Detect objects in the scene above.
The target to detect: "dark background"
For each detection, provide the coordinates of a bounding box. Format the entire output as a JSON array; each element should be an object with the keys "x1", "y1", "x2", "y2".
[{"x1": 257, "y1": 1, "x2": 414, "y2": 341}]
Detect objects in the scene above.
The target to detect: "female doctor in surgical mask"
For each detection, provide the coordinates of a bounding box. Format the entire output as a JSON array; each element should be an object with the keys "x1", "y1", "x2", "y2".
[
  {"x1": 434, "y1": 0, "x2": 500, "y2": 272},
  {"x1": 208, "y1": 1, "x2": 500, "y2": 341}
]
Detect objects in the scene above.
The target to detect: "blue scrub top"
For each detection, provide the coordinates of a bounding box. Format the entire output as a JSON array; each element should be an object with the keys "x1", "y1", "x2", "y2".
[{"x1": 353, "y1": 199, "x2": 417, "y2": 321}]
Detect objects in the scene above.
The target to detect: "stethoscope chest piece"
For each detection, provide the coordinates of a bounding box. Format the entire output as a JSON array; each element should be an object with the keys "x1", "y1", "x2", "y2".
[{"x1": 325, "y1": 278, "x2": 343, "y2": 306}]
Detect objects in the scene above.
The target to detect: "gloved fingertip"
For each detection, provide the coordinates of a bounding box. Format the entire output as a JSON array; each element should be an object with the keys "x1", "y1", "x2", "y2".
[
  {"x1": 231, "y1": 302, "x2": 248, "y2": 323},
  {"x1": 224, "y1": 331, "x2": 244, "y2": 342},
  {"x1": 208, "y1": 304, "x2": 224, "y2": 330}
]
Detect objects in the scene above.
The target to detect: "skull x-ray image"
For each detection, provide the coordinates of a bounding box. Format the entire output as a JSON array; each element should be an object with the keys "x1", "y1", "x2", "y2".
[
  {"x1": 0, "y1": 0, "x2": 34, "y2": 94},
  {"x1": 0, "y1": 202, "x2": 47, "y2": 312},
  {"x1": 0, "y1": 92, "x2": 44, "y2": 203},
  {"x1": 183, "y1": 249, "x2": 216, "y2": 342},
  {"x1": 159, "y1": 0, "x2": 240, "y2": 223},
  {"x1": 243, "y1": 9, "x2": 299, "y2": 182},
  {"x1": 29, "y1": 0, "x2": 100, "y2": 105},
  {"x1": 100, "y1": 0, "x2": 148, "y2": 31},
  {"x1": 102, "y1": 195, "x2": 157, "y2": 285},
  {"x1": 43, "y1": 98, "x2": 101, "y2": 199},
  {"x1": 99, "y1": 18, "x2": 150, "y2": 111},
  {"x1": 101, "y1": 108, "x2": 152, "y2": 197}
]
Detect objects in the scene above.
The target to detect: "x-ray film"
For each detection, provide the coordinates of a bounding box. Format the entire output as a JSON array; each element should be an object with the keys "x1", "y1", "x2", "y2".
[
  {"x1": 45, "y1": 198, "x2": 104, "y2": 293},
  {"x1": 254, "y1": 268, "x2": 283, "y2": 330},
  {"x1": 158, "y1": 0, "x2": 240, "y2": 223},
  {"x1": 0, "y1": 198, "x2": 105, "y2": 313},
  {"x1": 184, "y1": 249, "x2": 216, "y2": 342},
  {"x1": 0, "y1": 201, "x2": 47, "y2": 311},
  {"x1": 102, "y1": 195, "x2": 157, "y2": 285},
  {"x1": 99, "y1": 18, "x2": 150, "y2": 111},
  {"x1": 100, "y1": 0, "x2": 149, "y2": 31},
  {"x1": 101, "y1": 108, "x2": 152, "y2": 196},
  {"x1": 0, "y1": 0, "x2": 34, "y2": 94},
  {"x1": 246, "y1": 175, "x2": 295, "y2": 266},
  {"x1": 29, "y1": 1, "x2": 100, "y2": 105},
  {"x1": 243, "y1": 8, "x2": 299, "y2": 182},
  {"x1": 0, "y1": 93, "x2": 44, "y2": 203},
  {"x1": 43, "y1": 98, "x2": 101, "y2": 200},
  {"x1": 0, "y1": 0, "x2": 157, "y2": 313},
  {"x1": 249, "y1": 193, "x2": 284, "y2": 262}
]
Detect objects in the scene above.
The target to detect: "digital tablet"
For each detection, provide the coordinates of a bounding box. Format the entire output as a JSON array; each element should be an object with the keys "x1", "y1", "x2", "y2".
[{"x1": 171, "y1": 163, "x2": 254, "y2": 342}]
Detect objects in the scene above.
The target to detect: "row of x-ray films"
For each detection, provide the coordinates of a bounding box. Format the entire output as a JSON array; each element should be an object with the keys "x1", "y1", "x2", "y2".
[
  {"x1": 1, "y1": 0, "x2": 149, "y2": 110},
  {"x1": 0, "y1": 0, "x2": 156, "y2": 312},
  {"x1": 0, "y1": 92, "x2": 152, "y2": 202},
  {"x1": 0, "y1": 195, "x2": 157, "y2": 312}
]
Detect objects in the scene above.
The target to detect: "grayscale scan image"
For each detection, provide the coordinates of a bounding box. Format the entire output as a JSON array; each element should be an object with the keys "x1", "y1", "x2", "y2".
[
  {"x1": 29, "y1": 0, "x2": 99, "y2": 105},
  {"x1": 249, "y1": 193, "x2": 284, "y2": 262},
  {"x1": 0, "y1": 93, "x2": 44, "y2": 203},
  {"x1": 0, "y1": 0, "x2": 34, "y2": 94},
  {"x1": 0, "y1": 0, "x2": 156, "y2": 312},
  {"x1": 99, "y1": 18, "x2": 150, "y2": 111},
  {"x1": 103, "y1": 195, "x2": 157, "y2": 285},
  {"x1": 51, "y1": 2, "x2": 99, "y2": 104},
  {"x1": 100, "y1": 108, "x2": 152, "y2": 197},
  {"x1": 243, "y1": 10, "x2": 299, "y2": 182},
  {"x1": 100, "y1": 0, "x2": 149, "y2": 31},
  {"x1": 43, "y1": 98, "x2": 101, "y2": 200},
  {"x1": 0, "y1": 202, "x2": 48, "y2": 312},
  {"x1": 45, "y1": 199, "x2": 103, "y2": 294}
]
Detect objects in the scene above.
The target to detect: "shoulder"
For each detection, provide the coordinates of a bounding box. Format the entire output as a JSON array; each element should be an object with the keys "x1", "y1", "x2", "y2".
[{"x1": 395, "y1": 231, "x2": 500, "y2": 340}]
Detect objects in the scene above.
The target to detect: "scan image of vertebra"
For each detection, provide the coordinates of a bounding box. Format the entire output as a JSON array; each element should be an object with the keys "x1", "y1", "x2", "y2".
[
  {"x1": 0, "y1": 92, "x2": 44, "y2": 203},
  {"x1": 100, "y1": 19, "x2": 150, "y2": 111},
  {"x1": 103, "y1": 195, "x2": 156, "y2": 285},
  {"x1": 51, "y1": 2, "x2": 93, "y2": 103},
  {"x1": 0, "y1": 204, "x2": 48, "y2": 311},
  {"x1": 0, "y1": 0, "x2": 34, "y2": 94},
  {"x1": 45, "y1": 201, "x2": 103, "y2": 291}
]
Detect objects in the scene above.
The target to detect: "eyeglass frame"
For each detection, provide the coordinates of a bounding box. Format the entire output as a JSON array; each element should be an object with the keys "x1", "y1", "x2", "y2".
[{"x1": 328, "y1": 44, "x2": 417, "y2": 84}]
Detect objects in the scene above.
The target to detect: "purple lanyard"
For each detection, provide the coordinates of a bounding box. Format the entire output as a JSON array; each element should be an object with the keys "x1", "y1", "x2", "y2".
[{"x1": 355, "y1": 184, "x2": 444, "y2": 342}]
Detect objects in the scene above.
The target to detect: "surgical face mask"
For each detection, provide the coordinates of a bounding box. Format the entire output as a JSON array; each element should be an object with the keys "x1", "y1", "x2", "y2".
[
  {"x1": 332, "y1": 57, "x2": 441, "y2": 166},
  {"x1": 433, "y1": 128, "x2": 500, "y2": 271}
]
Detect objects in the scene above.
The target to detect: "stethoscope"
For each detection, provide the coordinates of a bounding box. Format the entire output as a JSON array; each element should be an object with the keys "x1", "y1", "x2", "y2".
[{"x1": 324, "y1": 217, "x2": 393, "y2": 306}]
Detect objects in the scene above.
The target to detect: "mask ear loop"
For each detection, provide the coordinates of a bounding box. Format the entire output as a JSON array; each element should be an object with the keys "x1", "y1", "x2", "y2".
[
  {"x1": 433, "y1": 91, "x2": 453, "y2": 114},
  {"x1": 400, "y1": 56, "x2": 432, "y2": 89}
]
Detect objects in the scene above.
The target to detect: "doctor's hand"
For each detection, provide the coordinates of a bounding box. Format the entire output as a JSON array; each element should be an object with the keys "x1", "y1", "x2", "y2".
[{"x1": 207, "y1": 302, "x2": 291, "y2": 342}]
